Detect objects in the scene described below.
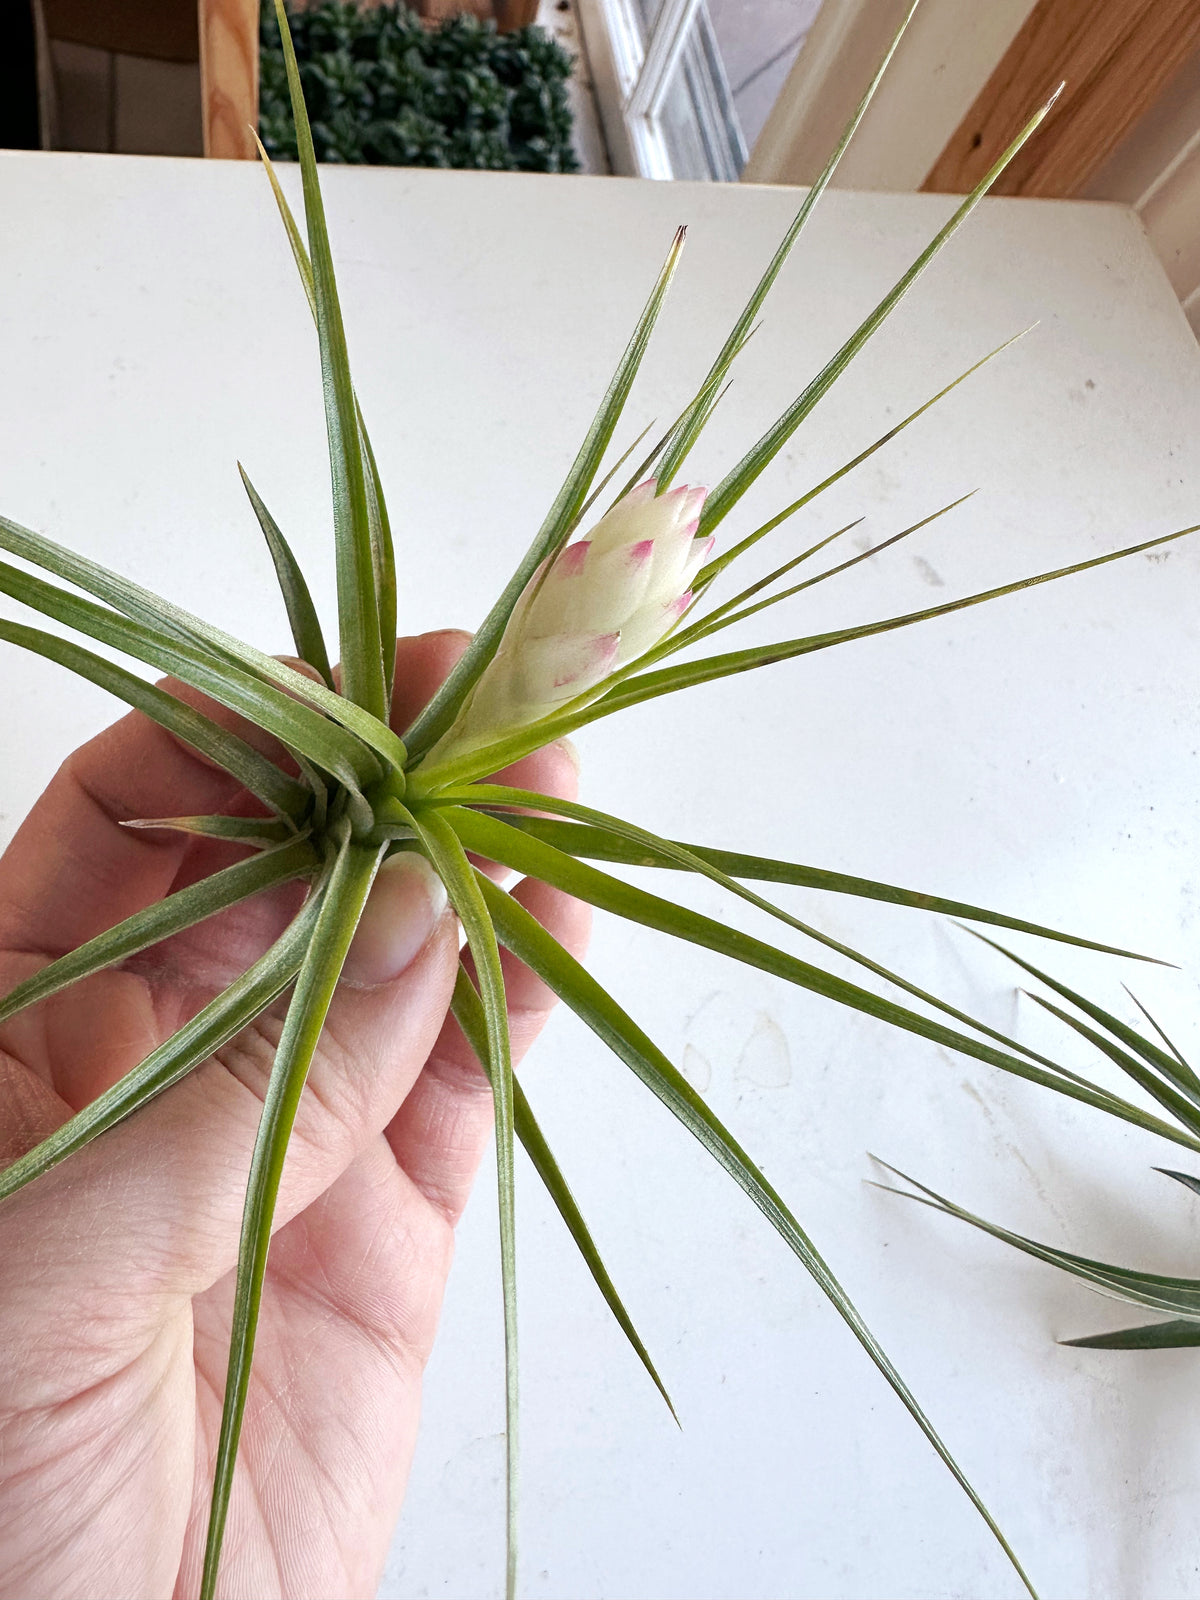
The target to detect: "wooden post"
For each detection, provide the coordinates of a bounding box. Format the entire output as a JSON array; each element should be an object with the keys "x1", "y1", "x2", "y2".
[
  {"x1": 199, "y1": 0, "x2": 259, "y2": 159},
  {"x1": 923, "y1": 0, "x2": 1200, "y2": 198}
]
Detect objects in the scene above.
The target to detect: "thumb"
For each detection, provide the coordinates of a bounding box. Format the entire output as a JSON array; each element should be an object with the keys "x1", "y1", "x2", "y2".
[
  {"x1": 340, "y1": 851, "x2": 449, "y2": 987},
  {"x1": 0, "y1": 849, "x2": 458, "y2": 1351}
]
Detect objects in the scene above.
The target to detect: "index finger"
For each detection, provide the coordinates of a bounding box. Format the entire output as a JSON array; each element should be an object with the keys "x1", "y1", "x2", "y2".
[{"x1": 0, "y1": 709, "x2": 245, "y2": 965}]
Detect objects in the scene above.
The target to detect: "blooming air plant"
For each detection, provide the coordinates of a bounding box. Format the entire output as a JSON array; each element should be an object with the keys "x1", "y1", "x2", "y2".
[{"x1": 1, "y1": 3, "x2": 1197, "y2": 1597}]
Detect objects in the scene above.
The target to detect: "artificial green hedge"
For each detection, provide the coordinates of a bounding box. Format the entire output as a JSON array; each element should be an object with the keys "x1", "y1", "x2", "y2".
[{"x1": 259, "y1": 1, "x2": 578, "y2": 172}]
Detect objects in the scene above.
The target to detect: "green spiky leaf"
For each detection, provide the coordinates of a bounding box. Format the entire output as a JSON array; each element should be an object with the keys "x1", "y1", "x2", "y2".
[
  {"x1": 239, "y1": 464, "x2": 335, "y2": 688},
  {"x1": 451, "y1": 965, "x2": 677, "y2": 1421},
  {"x1": 0, "y1": 895, "x2": 321, "y2": 1206},
  {"x1": 201, "y1": 833, "x2": 381, "y2": 1600},
  {"x1": 404, "y1": 226, "x2": 688, "y2": 760},
  {"x1": 412, "y1": 811, "x2": 520, "y2": 1600},
  {"x1": 481, "y1": 878, "x2": 1037, "y2": 1599}
]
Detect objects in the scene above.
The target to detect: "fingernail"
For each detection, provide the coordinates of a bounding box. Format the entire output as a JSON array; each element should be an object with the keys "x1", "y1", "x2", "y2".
[
  {"x1": 278, "y1": 655, "x2": 325, "y2": 685},
  {"x1": 557, "y1": 736, "x2": 581, "y2": 775},
  {"x1": 342, "y1": 852, "x2": 448, "y2": 988}
]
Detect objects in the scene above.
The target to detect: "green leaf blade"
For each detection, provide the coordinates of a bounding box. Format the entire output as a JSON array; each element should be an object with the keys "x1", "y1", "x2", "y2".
[
  {"x1": 693, "y1": 330, "x2": 1030, "y2": 593},
  {"x1": 700, "y1": 91, "x2": 1062, "y2": 534},
  {"x1": 413, "y1": 521, "x2": 1200, "y2": 793},
  {"x1": 590, "y1": 524, "x2": 1200, "y2": 728},
  {"x1": 878, "y1": 1162, "x2": 1200, "y2": 1320},
  {"x1": 0, "y1": 617, "x2": 309, "y2": 818},
  {"x1": 447, "y1": 808, "x2": 1200, "y2": 1154},
  {"x1": 1064, "y1": 1320, "x2": 1200, "y2": 1350},
  {"x1": 357, "y1": 407, "x2": 398, "y2": 708},
  {"x1": 451, "y1": 964, "x2": 677, "y2": 1423},
  {"x1": 270, "y1": 0, "x2": 386, "y2": 722},
  {"x1": 478, "y1": 811, "x2": 1154, "y2": 962},
  {"x1": 1156, "y1": 1167, "x2": 1200, "y2": 1198},
  {"x1": 251, "y1": 139, "x2": 398, "y2": 704},
  {"x1": 239, "y1": 464, "x2": 334, "y2": 688},
  {"x1": 1126, "y1": 993, "x2": 1196, "y2": 1077},
  {"x1": 0, "y1": 549, "x2": 381, "y2": 793},
  {"x1": 437, "y1": 787, "x2": 1125, "y2": 1103},
  {"x1": 200, "y1": 834, "x2": 381, "y2": 1600},
  {"x1": 0, "y1": 894, "x2": 320, "y2": 1205},
  {"x1": 965, "y1": 931, "x2": 1200, "y2": 1114},
  {"x1": 654, "y1": 0, "x2": 922, "y2": 490},
  {"x1": 412, "y1": 812, "x2": 520, "y2": 1600},
  {"x1": 1024, "y1": 991, "x2": 1200, "y2": 1138},
  {"x1": 404, "y1": 225, "x2": 689, "y2": 761},
  {"x1": 481, "y1": 879, "x2": 1037, "y2": 1600},
  {"x1": 0, "y1": 837, "x2": 316, "y2": 1029},
  {"x1": 121, "y1": 814, "x2": 300, "y2": 847},
  {"x1": 0, "y1": 509, "x2": 408, "y2": 775},
  {"x1": 688, "y1": 494, "x2": 975, "y2": 647}
]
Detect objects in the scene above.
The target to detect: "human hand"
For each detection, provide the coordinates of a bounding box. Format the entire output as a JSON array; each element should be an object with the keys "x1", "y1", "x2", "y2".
[{"x1": 0, "y1": 629, "x2": 587, "y2": 1600}]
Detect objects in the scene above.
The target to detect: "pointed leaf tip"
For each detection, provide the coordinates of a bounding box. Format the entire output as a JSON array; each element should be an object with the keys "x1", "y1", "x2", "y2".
[{"x1": 1154, "y1": 1168, "x2": 1200, "y2": 1198}]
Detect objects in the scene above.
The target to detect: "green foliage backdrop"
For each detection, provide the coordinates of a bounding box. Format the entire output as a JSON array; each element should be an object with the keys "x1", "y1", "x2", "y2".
[{"x1": 259, "y1": 0, "x2": 579, "y2": 172}]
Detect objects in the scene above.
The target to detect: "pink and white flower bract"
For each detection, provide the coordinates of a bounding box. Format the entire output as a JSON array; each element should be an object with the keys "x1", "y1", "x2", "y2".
[{"x1": 438, "y1": 479, "x2": 711, "y2": 758}]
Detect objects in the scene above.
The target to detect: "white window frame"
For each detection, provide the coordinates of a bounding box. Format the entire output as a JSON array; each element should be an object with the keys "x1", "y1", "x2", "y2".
[{"x1": 577, "y1": 0, "x2": 745, "y2": 180}]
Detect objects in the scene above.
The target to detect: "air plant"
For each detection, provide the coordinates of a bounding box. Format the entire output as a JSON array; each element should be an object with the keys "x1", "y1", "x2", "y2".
[
  {"x1": 879, "y1": 942, "x2": 1200, "y2": 1352},
  {"x1": 0, "y1": 3, "x2": 1195, "y2": 1597}
]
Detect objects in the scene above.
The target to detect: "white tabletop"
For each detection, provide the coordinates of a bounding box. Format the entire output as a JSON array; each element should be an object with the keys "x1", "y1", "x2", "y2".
[{"x1": 1, "y1": 152, "x2": 1199, "y2": 1600}]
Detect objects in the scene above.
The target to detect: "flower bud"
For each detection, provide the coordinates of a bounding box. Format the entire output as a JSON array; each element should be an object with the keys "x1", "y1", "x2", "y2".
[{"x1": 433, "y1": 479, "x2": 711, "y2": 761}]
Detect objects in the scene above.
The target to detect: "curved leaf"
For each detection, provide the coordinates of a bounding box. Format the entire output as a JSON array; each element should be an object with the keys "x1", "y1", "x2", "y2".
[
  {"x1": 404, "y1": 226, "x2": 688, "y2": 761},
  {"x1": 238, "y1": 464, "x2": 334, "y2": 688},
  {"x1": 0, "y1": 510, "x2": 407, "y2": 774},
  {"x1": 877, "y1": 1161, "x2": 1200, "y2": 1320},
  {"x1": 452, "y1": 965, "x2": 677, "y2": 1422},
  {"x1": 0, "y1": 837, "x2": 316, "y2": 1028},
  {"x1": 475, "y1": 812, "x2": 1153, "y2": 962},
  {"x1": 0, "y1": 893, "x2": 321, "y2": 1204},
  {"x1": 0, "y1": 553, "x2": 379, "y2": 792},
  {"x1": 0, "y1": 616, "x2": 308, "y2": 817},
  {"x1": 447, "y1": 808, "x2": 1200, "y2": 1154},
  {"x1": 481, "y1": 878, "x2": 1037, "y2": 1599},
  {"x1": 201, "y1": 834, "x2": 381, "y2": 1600},
  {"x1": 441, "y1": 785, "x2": 1115, "y2": 1096}
]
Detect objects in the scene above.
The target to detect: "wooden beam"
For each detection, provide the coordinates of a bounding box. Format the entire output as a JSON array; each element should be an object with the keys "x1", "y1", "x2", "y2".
[
  {"x1": 199, "y1": 0, "x2": 258, "y2": 160},
  {"x1": 923, "y1": 0, "x2": 1200, "y2": 198}
]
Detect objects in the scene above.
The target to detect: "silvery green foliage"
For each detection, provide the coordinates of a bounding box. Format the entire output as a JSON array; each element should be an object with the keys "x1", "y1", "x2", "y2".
[{"x1": 0, "y1": 5, "x2": 1189, "y2": 1597}]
